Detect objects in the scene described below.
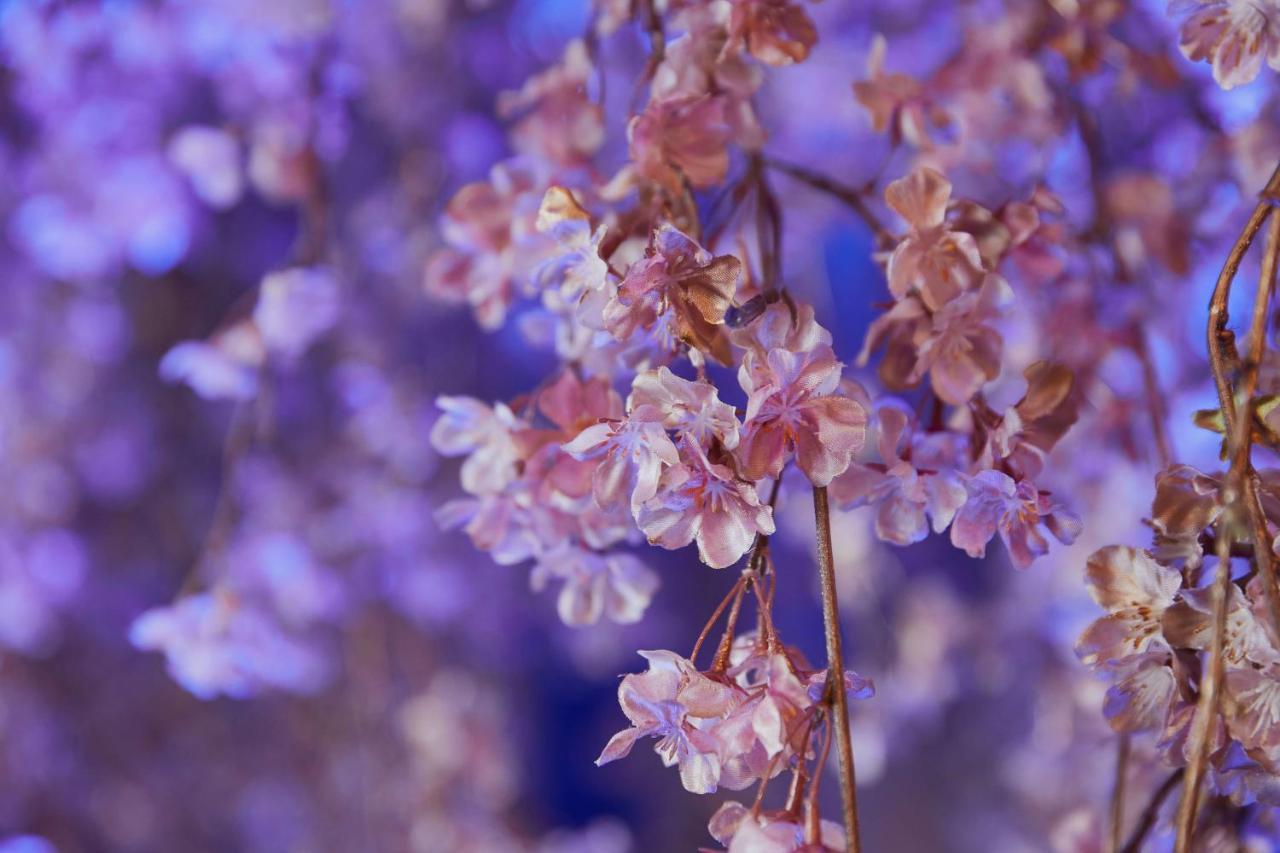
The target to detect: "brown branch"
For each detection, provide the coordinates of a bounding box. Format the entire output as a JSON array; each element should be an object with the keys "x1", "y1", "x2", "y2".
[
  {"x1": 1134, "y1": 327, "x2": 1173, "y2": 469},
  {"x1": 1120, "y1": 768, "x2": 1185, "y2": 853},
  {"x1": 1176, "y1": 166, "x2": 1280, "y2": 848},
  {"x1": 1237, "y1": 213, "x2": 1280, "y2": 639},
  {"x1": 763, "y1": 157, "x2": 893, "y2": 248},
  {"x1": 813, "y1": 485, "x2": 860, "y2": 853},
  {"x1": 1109, "y1": 734, "x2": 1131, "y2": 853}
]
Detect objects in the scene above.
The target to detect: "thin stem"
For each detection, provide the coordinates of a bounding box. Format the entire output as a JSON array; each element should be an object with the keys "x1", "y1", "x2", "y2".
[
  {"x1": 763, "y1": 157, "x2": 892, "y2": 247},
  {"x1": 805, "y1": 712, "x2": 835, "y2": 846},
  {"x1": 691, "y1": 576, "x2": 746, "y2": 666},
  {"x1": 1108, "y1": 734, "x2": 1130, "y2": 853},
  {"x1": 1173, "y1": 529, "x2": 1232, "y2": 851},
  {"x1": 711, "y1": 578, "x2": 750, "y2": 672},
  {"x1": 1237, "y1": 214, "x2": 1280, "y2": 636},
  {"x1": 1120, "y1": 768, "x2": 1185, "y2": 853},
  {"x1": 1134, "y1": 327, "x2": 1173, "y2": 469},
  {"x1": 813, "y1": 485, "x2": 860, "y2": 853}
]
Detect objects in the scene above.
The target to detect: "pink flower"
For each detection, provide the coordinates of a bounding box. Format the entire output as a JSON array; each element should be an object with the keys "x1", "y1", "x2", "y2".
[
  {"x1": 908, "y1": 274, "x2": 1011, "y2": 405},
  {"x1": 534, "y1": 186, "x2": 612, "y2": 330},
  {"x1": 535, "y1": 370, "x2": 625, "y2": 440},
  {"x1": 423, "y1": 158, "x2": 547, "y2": 330},
  {"x1": 630, "y1": 367, "x2": 742, "y2": 450},
  {"x1": 979, "y1": 361, "x2": 1078, "y2": 481},
  {"x1": 710, "y1": 652, "x2": 816, "y2": 788},
  {"x1": 852, "y1": 34, "x2": 950, "y2": 148},
  {"x1": 1075, "y1": 546, "x2": 1180, "y2": 668},
  {"x1": 1225, "y1": 666, "x2": 1280, "y2": 755},
  {"x1": 707, "y1": 801, "x2": 846, "y2": 852},
  {"x1": 1103, "y1": 655, "x2": 1179, "y2": 735},
  {"x1": 596, "y1": 650, "x2": 741, "y2": 793},
  {"x1": 884, "y1": 167, "x2": 985, "y2": 310},
  {"x1": 530, "y1": 545, "x2": 659, "y2": 627},
  {"x1": 737, "y1": 345, "x2": 867, "y2": 486},
  {"x1": 724, "y1": 0, "x2": 817, "y2": 67},
  {"x1": 1174, "y1": 0, "x2": 1280, "y2": 90},
  {"x1": 830, "y1": 403, "x2": 967, "y2": 546},
  {"x1": 731, "y1": 301, "x2": 832, "y2": 369},
  {"x1": 1162, "y1": 584, "x2": 1280, "y2": 669},
  {"x1": 1150, "y1": 465, "x2": 1222, "y2": 569},
  {"x1": 949, "y1": 470, "x2": 1080, "y2": 568},
  {"x1": 497, "y1": 40, "x2": 604, "y2": 167},
  {"x1": 629, "y1": 95, "x2": 734, "y2": 194},
  {"x1": 637, "y1": 440, "x2": 775, "y2": 569},
  {"x1": 564, "y1": 413, "x2": 680, "y2": 513},
  {"x1": 604, "y1": 224, "x2": 741, "y2": 363},
  {"x1": 430, "y1": 396, "x2": 523, "y2": 495}
]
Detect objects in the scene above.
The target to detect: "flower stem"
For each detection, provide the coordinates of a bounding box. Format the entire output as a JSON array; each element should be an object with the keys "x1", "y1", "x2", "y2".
[
  {"x1": 1120, "y1": 768, "x2": 1184, "y2": 853},
  {"x1": 813, "y1": 485, "x2": 861, "y2": 853},
  {"x1": 1108, "y1": 734, "x2": 1130, "y2": 853}
]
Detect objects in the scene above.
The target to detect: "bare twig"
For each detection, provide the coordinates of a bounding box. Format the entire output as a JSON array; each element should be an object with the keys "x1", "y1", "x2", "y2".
[
  {"x1": 763, "y1": 157, "x2": 893, "y2": 248},
  {"x1": 1109, "y1": 734, "x2": 1131, "y2": 853},
  {"x1": 1120, "y1": 768, "x2": 1185, "y2": 853},
  {"x1": 813, "y1": 485, "x2": 860, "y2": 853}
]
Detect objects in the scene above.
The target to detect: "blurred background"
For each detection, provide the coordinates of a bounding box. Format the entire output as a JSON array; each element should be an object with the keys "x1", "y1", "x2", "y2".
[{"x1": 1, "y1": 0, "x2": 1277, "y2": 850}]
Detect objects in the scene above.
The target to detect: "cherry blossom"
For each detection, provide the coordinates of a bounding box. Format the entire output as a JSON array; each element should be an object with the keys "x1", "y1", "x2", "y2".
[
  {"x1": 853, "y1": 35, "x2": 950, "y2": 149},
  {"x1": 604, "y1": 224, "x2": 742, "y2": 363},
  {"x1": 707, "y1": 800, "x2": 846, "y2": 852},
  {"x1": 628, "y1": 95, "x2": 734, "y2": 194},
  {"x1": 630, "y1": 367, "x2": 742, "y2": 450},
  {"x1": 724, "y1": 0, "x2": 817, "y2": 67},
  {"x1": 1173, "y1": 0, "x2": 1280, "y2": 89},
  {"x1": 949, "y1": 470, "x2": 1080, "y2": 568},
  {"x1": 1075, "y1": 546, "x2": 1181, "y2": 668},
  {"x1": 830, "y1": 402, "x2": 967, "y2": 546},
  {"x1": 596, "y1": 649, "x2": 739, "y2": 793},
  {"x1": 884, "y1": 167, "x2": 985, "y2": 310},
  {"x1": 530, "y1": 545, "x2": 659, "y2": 627},
  {"x1": 636, "y1": 440, "x2": 775, "y2": 569},
  {"x1": 738, "y1": 344, "x2": 867, "y2": 485}
]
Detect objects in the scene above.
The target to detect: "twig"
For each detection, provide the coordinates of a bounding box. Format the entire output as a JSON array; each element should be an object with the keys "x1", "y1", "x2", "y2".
[
  {"x1": 813, "y1": 485, "x2": 860, "y2": 853},
  {"x1": 1109, "y1": 734, "x2": 1130, "y2": 853},
  {"x1": 1119, "y1": 768, "x2": 1185, "y2": 853},
  {"x1": 805, "y1": 712, "x2": 835, "y2": 846},
  {"x1": 1237, "y1": 213, "x2": 1280, "y2": 637},
  {"x1": 1133, "y1": 327, "x2": 1173, "y2": 469},
  {"x1": 763, "y1": 157, "x2": 893, "y2": 248},
  {"x1": 1176, "y1": 166, "x2": 1280, "y2": 848},
  {"x1": 1173, "y1": 507, "x2": 1233, "y2": 850},
  {"x1": 690, "y1": 576, "x2": 746, "y2": 666}
]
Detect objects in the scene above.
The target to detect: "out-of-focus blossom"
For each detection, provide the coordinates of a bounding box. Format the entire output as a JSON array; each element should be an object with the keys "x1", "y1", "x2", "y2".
[
  {"x1": 724, "y1": 0, "x2": 817, "y2": 67},
  {"x1": 628, "y1": 95, "x2": 735, "y2": 194},
  {"x1": 853, "y1": 35, "x2": 950, "y2": 148},
  {"x1": 1173, "y1": 0, "x2": 1280, "y2": 89},
  {"x1": 129, "y1": 589, "x2": 330, "y2": 699},
  {"x1": 530, "y1": 544, "x2": 659, "y2": 627},
  {"x1": 884, "y1": 168, "x2": 985, "y2": 310},
  {"x1": 159, "y1": 320, "x2": 265, "y2": 402},
  {"x1": 831, "y1": 402, "x2": 966, "y2": 546},
  {"x1": 950, "y1": 470, "x2": 1080, "y2": 568}
]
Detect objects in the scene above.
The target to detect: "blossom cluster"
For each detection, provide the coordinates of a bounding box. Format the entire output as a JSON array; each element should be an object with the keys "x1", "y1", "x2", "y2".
[{"x1": 10, "y1": 0, "x2": 1280, "y2": 850}]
